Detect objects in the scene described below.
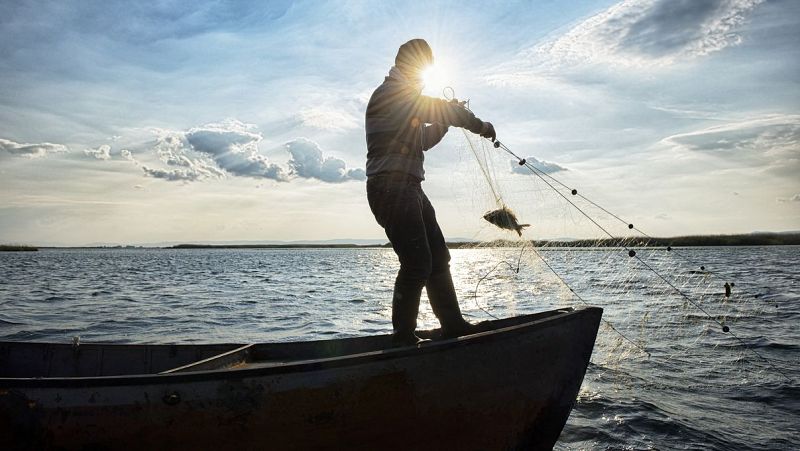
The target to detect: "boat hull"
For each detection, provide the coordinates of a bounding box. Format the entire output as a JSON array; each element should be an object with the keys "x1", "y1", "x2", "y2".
[{"x1": 1, "y1": 307, "x2": 602, "y2": 450}]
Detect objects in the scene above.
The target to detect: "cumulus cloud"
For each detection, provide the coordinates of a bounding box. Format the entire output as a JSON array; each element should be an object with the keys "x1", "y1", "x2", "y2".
[
  {"x1": 127, "y1": 131, "x2": 212, "y2": 182},
  {"x1": 135, "y1": 120, "x2": 286, "y2": 183},
  {"x1": 518, "y1": 0, "x2": 763, "y2": 69},
  {"x1": 133, "y1": 121, "x2": 363, "y2": 184},
  {"x1": 185, "y1": 121, "x2": 287, "y2": 181},
  {"x1": 141, "y1": 165, "x2": 201, "y2": 182},
  {"x1": 0, "y1": 138, "x2": 68, "y2": 158},
  {"x1": 510, "y1": 156, "x2": 568, "y2": 175},
  {"x1": 149, "y1": 129, "x2": 226, "y2": 180},
  {"x1": 84, "y1": 144, "x2": 111, "y2": 160},
  {"x1": 285, "y1": 138, "x2": 366, "y2": 183},
  {"x1": 119, "y1": 149, "x2": 136, "y2": 162}
]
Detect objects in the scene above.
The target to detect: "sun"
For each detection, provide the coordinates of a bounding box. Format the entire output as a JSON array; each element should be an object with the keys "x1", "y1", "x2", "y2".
[{"x1": 421, "y1": 63, "x2": 451, "y2": 97}]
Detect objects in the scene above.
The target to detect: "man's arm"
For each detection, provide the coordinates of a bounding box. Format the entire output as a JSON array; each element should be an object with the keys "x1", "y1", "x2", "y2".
[{"x1": 414, "y1": 95, "x2": 496, "y2": 141}]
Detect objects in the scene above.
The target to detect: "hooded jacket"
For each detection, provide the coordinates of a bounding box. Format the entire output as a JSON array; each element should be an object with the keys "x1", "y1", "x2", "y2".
[{"x1": 365, "y1": 40, "x2": 485, "y2": 180}]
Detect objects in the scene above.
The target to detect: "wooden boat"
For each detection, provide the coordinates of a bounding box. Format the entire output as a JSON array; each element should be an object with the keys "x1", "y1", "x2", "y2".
[{"x1": 0, "y1": 307, "x2": 602, "y2": 450}]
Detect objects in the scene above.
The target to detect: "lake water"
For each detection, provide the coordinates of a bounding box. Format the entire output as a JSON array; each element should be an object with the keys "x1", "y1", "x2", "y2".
[{"x1": 1, "y1": 246, "x2": 798, "y2": 450}]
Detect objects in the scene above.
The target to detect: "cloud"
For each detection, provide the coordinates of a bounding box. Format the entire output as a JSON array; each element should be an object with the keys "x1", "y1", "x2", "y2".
[
  {"x1": 510, "y1": 156, "x2": 568, "y2": 175},
  {"x1": 295, "y1": 107, "x2": 360, "y2": 132},
  {"x1": 84, "y1": 144, "x2": 111, "y2": 160},
  {"x1": 521, "y1": 0, "x2": 764, "y2": 69},
  {"x1": 285, "y1": 138, "x2": 366, "y2": 183},
  {"x1": 662, "y1": 115, "x2": 800, "y2": 152},
  {"x1": 134, "y1": 120, "x2": 286, "y2": 183},
  {"x1": 185, "y1": 121, "x2": 287, "y2": 181},
  {"x1": 0, "y1": 123, "x2": 365, "y2": 185},
  {"x1": 129, "y1": 131, "x2": 219, "y2": 182},
  {"x1": 0, "y1": 138, "x2": 68, "y2": 158},
  {"x1": 776, "y1": 194, "x2": 800, "y2": 203},
  {"x1": 119, "y1": 149, "x2": 136, "y2": 162},
  {"x1": 148, "y1": 129, "x2": 226, "y2": 180},
  {"x1": 133, "y1": 121, "x2": 364, "y2": 184},
  {"x1": 661, "y1": 114, "x2": 800, "y2": 175},
  {"x1": 141, "y1": 166, "x2": 201, "y2": 182},
  {"x1": 0, "y1": 2, "x2": 292, "y2": 50}
]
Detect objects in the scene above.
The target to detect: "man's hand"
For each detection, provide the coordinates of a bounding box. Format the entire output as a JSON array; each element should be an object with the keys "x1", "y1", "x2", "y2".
[
  {"x1": 480, "y1": 122, "x2": 496, "y2": 142},
  {"x1": 449, "y1": 98, "x2": 468, "y2": 108}
]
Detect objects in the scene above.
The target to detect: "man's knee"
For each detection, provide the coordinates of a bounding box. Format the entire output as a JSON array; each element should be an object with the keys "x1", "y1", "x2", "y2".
[
  {"x1": 429, "y1": 261, "x2": 451, "y2": 279},
  {"x1": 430, "y1": 247, "x2": 451, "y2": 277},
  {"x1": 397, "y1": 259, "x2": 433, "y2": 285}
]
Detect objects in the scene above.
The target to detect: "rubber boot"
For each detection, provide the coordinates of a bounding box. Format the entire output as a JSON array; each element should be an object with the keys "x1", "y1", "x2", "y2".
[
  {"x1": 391, "y1": 279, "x2": 425, "y2": 346},
  {"x1": 426, "y1": 270, "x2": 479, "y2": 338}
]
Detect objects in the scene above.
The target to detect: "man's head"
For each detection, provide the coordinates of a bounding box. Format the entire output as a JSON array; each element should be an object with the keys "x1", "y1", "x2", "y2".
[{"x1": 395, "y1": 39, "x2": 433, "y2": 80}]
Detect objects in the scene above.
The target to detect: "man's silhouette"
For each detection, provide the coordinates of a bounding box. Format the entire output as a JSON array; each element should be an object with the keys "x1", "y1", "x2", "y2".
[{"x1": 365, "y1": 38, "x2": 496, "y2": 344}]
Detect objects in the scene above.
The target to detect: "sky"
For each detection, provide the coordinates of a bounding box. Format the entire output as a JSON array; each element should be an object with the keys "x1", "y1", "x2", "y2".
[{"x1": 0, "y1": 0, "x2": 798, "y2": 246}]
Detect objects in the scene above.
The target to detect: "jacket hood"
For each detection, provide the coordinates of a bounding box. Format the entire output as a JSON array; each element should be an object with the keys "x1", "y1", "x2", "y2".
[{"x1": 394, "y1": 39, "x2": 433, "y2": 78}]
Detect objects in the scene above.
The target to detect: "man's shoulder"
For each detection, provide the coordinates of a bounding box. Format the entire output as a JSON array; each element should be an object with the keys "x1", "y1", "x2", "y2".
[{"x1": 368, "y1": 79, "x2": 417, "y2": 108}]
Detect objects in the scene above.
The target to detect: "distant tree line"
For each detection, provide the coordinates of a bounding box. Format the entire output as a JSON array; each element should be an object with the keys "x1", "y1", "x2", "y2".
[
  {"x1": 167, "y1": 233, "x2": 800, "y2": 250},
  {"x1": 448, "y1": 232, "x2": 800, "y2": 248},
  {"x1": 0, "y1": 245, "x2": 38, "y2": 252}
]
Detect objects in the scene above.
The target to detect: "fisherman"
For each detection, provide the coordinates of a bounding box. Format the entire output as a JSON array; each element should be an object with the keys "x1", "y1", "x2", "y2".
[{"x1": 365, "y1": 39, "x2": 497, "y2": 344}]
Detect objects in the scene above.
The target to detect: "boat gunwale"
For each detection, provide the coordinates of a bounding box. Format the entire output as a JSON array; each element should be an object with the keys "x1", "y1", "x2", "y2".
[
  {"x1": 0, "y1": 307, "x2": 601, "y2": 388},
  {"x1": 159, "y1": 343, "x2": 254, "y2": 374}
]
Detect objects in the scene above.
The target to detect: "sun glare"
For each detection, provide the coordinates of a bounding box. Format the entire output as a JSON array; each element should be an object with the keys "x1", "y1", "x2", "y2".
[{"x1": 421, "y1": 63, "x2": 451, "y2": 97}]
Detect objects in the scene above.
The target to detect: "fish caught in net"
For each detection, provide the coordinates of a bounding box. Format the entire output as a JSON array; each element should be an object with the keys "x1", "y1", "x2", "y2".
[{"x1": 483, "y1": 206, "x2": 530, "y2": 236}]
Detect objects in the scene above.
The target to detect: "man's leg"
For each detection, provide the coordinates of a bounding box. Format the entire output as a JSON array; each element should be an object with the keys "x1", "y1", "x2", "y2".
[
  {"x1": 420, "y1": 192, "x2": 471, "y2": 336},
  {"x1": 368, "y1": 179, "x2": 432, "y2": 342}
]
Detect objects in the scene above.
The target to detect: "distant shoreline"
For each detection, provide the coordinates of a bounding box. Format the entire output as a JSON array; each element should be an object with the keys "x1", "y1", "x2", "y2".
[
  {"x1": 172, "y1": 243, "x2": 388, "y2": 249},
  {"x1": 172, "y1": 232, "x2": 800, "y2": 248},
  {"x1": 0, "y1": 245, "x2": 38, "y2": 252},
  {"x1": 12, "y1": 232, "x2": 799, "y2": 250}
]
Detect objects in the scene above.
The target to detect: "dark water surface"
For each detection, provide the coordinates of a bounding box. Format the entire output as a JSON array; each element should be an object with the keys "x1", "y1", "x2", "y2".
[{"x1": 1, "y1": 246, "x2": 797, "y2": 450}]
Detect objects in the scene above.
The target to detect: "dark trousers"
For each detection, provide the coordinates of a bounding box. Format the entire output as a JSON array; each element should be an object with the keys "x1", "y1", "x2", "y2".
[{"x1": 367, "y1": 174, "x2": 466, "y2": 335}]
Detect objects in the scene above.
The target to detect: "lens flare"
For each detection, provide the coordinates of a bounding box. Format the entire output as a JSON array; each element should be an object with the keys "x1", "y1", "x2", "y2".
[{"x1": 421, "y1": 64, "x2": 449, "y2": 96}]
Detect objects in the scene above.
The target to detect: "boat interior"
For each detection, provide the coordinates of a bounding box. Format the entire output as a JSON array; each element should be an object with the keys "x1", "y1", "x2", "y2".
[{"x1": 0, "y1": 309, "x2": 574, "y2": 379}]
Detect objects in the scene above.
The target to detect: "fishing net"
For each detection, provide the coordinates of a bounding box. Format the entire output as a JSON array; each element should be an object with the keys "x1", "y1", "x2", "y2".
[{"x1": 422, "y1": 126, "x2": 791, "y2": 389}]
